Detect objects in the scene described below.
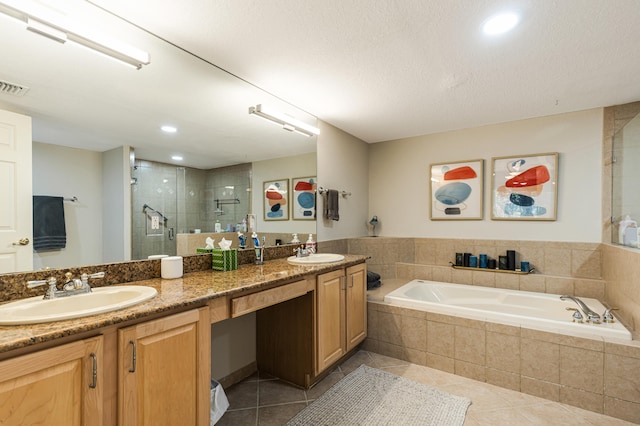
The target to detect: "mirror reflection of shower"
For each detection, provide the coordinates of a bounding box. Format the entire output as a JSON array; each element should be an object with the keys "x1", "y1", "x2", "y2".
[{"x1": 131, "y1": 159, "x2": 251, "y2": 260}]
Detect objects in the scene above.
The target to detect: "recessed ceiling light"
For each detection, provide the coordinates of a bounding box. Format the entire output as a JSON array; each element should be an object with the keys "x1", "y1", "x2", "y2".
[
  {"x1": 483, "y1": 12, "x2": 520, "y2": 35},
  {"x1": 171, "y1": 155, "x2": 183, "y2": 161},
  {"x1": 161, "y1": 125, "x2": 177, "y2": 133}
]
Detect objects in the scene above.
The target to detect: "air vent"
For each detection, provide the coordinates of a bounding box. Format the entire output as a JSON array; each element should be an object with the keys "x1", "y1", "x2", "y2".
[{"x1": 0, "y1": 80, "x2": 30, "y2": 97}]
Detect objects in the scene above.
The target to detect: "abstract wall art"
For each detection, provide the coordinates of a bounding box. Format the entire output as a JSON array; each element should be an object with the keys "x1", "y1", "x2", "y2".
[
  {"x1": 491, "y1": 152, "x2": 558, "y2": 221},
  {"x1": 430, "y1": 159, "x2": 483, "y2": 220},
  {"x1": 263, "y1": 179, "x2": 289, "y2": 221},
  {"x1": 292, "y1": 176, "x2": 316, "y2": 220}
]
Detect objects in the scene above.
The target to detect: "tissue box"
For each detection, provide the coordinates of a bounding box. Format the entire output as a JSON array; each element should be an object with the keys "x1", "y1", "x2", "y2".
[
  {"x1": 212, "y1": 249, "x2": 238, "y2": 271},
  {"x1": 196, "y1": 248, "x2": 214, "y2": 253}
]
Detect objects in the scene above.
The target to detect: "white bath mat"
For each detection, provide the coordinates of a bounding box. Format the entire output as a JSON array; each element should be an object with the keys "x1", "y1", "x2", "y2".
[{"x1": 286, "y1": 365, "x2": 471, "y2": 426}]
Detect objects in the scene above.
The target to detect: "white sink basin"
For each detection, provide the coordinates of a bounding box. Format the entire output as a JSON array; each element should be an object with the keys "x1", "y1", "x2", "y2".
[
  {"x1": 287, "y1": 253, "x2": 345, "y2": 265},
  {"x1": 0, "y1": 285, "x2": 158, "y2": 325}
]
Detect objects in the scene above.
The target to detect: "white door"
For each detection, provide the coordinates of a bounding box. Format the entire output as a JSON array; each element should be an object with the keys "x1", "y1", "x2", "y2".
[{"x1": 0, "y1": 109, "x2": 32, "y2": 273}]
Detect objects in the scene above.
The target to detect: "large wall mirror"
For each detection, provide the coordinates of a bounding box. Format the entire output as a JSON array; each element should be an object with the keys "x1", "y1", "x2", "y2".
[
  {"x1": 0, "y1": 1, "x2": 316, "y2": 273},
  {"x1": 612, "y1": 107, "x2": 640, "y2": 248}
]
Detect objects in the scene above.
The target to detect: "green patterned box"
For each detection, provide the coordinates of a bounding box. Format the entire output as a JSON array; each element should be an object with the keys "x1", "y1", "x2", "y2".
[
  {"x1": 196, "y1": 248, "x2": 214, "y2": 254},
  {"x1": 211, "y1": 248, "x2": 238, "y2": 271}
]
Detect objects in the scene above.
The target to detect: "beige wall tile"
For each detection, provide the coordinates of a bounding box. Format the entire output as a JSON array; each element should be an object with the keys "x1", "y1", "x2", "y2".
[
  {"x1": 574, "y1": 279, "x2": 605, "y2": 300},
  {"x1": 486, "y1": 332, "x2": 520, "y2": 374},
  {"x1": 495, "y1": 273, "x2": 519, "y2": 290},
  {"x1": 544, "y1": 247, "x2": 572, "y2": 277},
  {"x1": 472, "y1": 271, "x2": 495, "y2": 287},
  {"x1": 427, "y1": 321, "x2": 454, "y2": 357},
  {"x1": 521, "y1": 338, "x2": 560, "y2": 383},
  {"x1": 404, "y1": 347, "x2": 427, "y2": 366},
  {"x1": 545, "y1": 277, "x2": 574, "y2": 295},
  {"x1": 414, "y1": 239, "x2": 436, "y2": 265},
  {"x1": 395, "y1": 263, "x2": 414, "y2": 279},
  {"x1": 432, "y1": 266, "x2": 452, "y2": 283},
  {"x1": 414, "y1": 264, "x2": 433, "y2": 280},
  {"x1": 377, "y1": 311, "x2": 402, "y2": 346},
  {"x1": 604, "y1": 353, "x2": 640, "y2": 403},
  {"x1": 521, "y1": 376, "x2": 560, "y2": 401},
  {"x1": 455, "y1": 360, "x2": 486, "y2": 382},
  {"x1": 376, "y1": 341, "x2": 407, "y2": 361},
  {"x1": 451, "y1": 268, "x2": 473, "y2": 285},
  {"x1": 519, "y1": 274, "x2": 545, "y2": 293},
  {"x1": 486, "y1": 368, "x2": 520, "y2": 392},
  {"x1": 401, "y1": 316, "x2": 427, "y2": 351},
  {"x1": 367, "y1": 307, "x2": 379, "y2": 340},
  {"x1": 604, "y1": 396, "x2": 640, "y2": 424},
  {"x1": 572, "y1": 249, "x2": 602, "y2": 279},
  {"x1": 361, "y1": 338, "x2": 379, "y2": 353},
  {"x1": 605, "y1": 340, "x2": 640, "y2": 359},
  {"x1": 426, "y1": 352, "x2": 455, "y2": 373},
  {"x1": 559, "y1": 387, "x2": 604, "y2": 413},
  {"x1": 455, "y1": 325, "x2": 486, "y2": 365},
  {"x1": 485, "y1": 322, "x2": 520, "y2": 336},
  {"x1": 559, "y1": 346, "x2": 604, "y2": 393}
]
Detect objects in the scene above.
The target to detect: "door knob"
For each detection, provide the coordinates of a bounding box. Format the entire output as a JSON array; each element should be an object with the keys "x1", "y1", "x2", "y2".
[{"x1": 12, "y1": 237, "x2": 30, "y2": 246}]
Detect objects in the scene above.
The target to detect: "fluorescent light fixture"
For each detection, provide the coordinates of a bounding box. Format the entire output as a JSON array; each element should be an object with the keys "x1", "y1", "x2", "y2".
[
  {"x1": 249, "y1": 104, "x2": 320, "y2": 137},
  {"x1": 161, "y1": 125, "x2": 177, "y2": 133},
  {"x1": 171, "y1": 155, "x2": 183, "y2": 161},
  {"x1": 0, "y1": 0, "x2": 150, "y2": 69},
  {"x1": 483, "y1": 12, "x2": 520, "y2": 35}
]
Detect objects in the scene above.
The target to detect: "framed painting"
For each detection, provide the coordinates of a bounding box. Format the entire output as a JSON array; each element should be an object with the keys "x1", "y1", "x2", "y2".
[
  {"x1": 491, "y1": 152, "x2": 558, "y2": 220},
  {"x1": 430, "y1": 159, "x2": 483, "y2": 220},
  {"x1": 292, "y1": 176, "x2": 316, "y2": 220},
  {"x1": 263, "y1": 179, "x2": 289, "y2": 221}
]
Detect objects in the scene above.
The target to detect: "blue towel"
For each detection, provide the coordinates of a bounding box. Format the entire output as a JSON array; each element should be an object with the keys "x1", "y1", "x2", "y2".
[{"x1": 33, "y1": 195, "x2": 67, "y2": 251}]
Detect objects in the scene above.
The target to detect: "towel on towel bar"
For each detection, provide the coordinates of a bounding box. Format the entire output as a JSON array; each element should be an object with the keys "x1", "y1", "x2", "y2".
[
  {"x1": 324, "y1": 189, "x2": 340, "y2": 221},
  {"x1": 33, "y1": 195, "x2": 67, "y2": 251}
]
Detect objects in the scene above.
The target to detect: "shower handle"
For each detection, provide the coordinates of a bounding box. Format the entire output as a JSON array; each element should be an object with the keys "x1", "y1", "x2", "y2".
[{"x1": 168, "y1": 227, "x2": 175, "y2": 240}]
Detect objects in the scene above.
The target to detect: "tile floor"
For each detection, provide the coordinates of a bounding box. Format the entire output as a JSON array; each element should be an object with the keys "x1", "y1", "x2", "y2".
[{"x1": 216, "y1": 350, "x2": 636, "y2": 425}]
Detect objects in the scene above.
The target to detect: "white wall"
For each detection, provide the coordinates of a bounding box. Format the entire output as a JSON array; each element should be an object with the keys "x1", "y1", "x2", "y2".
[
  {"x1": 316, "y1": 121, "x2": 370, "y2": 241},
  {"x1": 102, "y1": 146, "x2": 131, "y2": 262},
  {"x1": 369, "y1": 109, "x2": 604, "y2": 242},
  {"x1": 32, "y1": 142, "x2": 103, "y2": 269},
  {"x1": 252, "y1": 152, "x2": 316, "y2": 235}
]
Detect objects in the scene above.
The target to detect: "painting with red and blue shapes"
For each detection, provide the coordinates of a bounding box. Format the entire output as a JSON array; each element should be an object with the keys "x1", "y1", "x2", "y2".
[
  {"x1": 430, "y1": 159, "x2": 484, "y2": 220},
  {"x1": 491, "y1": 152, "x2": 558, "y2": 220},
  {"x1": 263, "y1": 179, "x2": 289, "y2": 220},
  {"x1": 292, "y1": 176, "x2": 316, "y2": 220}
]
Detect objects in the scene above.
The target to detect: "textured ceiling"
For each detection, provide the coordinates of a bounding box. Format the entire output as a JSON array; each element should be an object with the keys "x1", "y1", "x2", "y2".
[{"x1": 90, "y1": 0, "x2": 640, "y2": 143}]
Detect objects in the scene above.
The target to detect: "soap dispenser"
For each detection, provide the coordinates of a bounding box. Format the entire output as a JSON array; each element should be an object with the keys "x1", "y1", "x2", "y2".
[
  {"x1": 305, "y1": 234, "x2": 316, "y2": 254},
  {"x1": 291, "y1": 233, "x2": 300, "y2": 244},
  {"x1": 215, "y1": 220, "x2": 222, "y2": 233}
]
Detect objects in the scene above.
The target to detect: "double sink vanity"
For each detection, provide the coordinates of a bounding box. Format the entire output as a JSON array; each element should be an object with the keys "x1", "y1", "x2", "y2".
[{"x1": 0, "y1": 253, "x2": 368, "y2": 426}]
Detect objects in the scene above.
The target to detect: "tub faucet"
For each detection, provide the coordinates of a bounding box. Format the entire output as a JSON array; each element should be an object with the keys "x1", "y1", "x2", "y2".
[{"x1": 560, "y1": 295, "x2": 601, "y2": 324}]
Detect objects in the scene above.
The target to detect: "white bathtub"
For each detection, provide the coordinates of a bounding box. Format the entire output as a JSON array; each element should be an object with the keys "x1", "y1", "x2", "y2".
[{"x1": 383, "y1": 280, "x2": 632, "y2": 341}]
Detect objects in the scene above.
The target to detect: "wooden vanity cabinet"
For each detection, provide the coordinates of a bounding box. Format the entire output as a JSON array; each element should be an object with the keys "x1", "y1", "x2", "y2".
[
  {"x1": 256, "y1": 262, "x2": 367, "y2": 388},
  {"x1": 118, "y1": 307, "x2": 210, "y2": 426},
  {"x1": 0, "y1": 336, "x2": 104, "y2": 425},
  {"x1": 316, "y1": 263, "x2": 367, "y2": 374}
]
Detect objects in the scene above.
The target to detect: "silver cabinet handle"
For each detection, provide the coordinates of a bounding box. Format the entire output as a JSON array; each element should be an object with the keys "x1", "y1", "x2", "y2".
[
  {"x1": 129, "y1": 340, "x2": 137, "y2": 373},
  {"x1": 89, "y1": 353, "x2": 98, "y2": 389}
]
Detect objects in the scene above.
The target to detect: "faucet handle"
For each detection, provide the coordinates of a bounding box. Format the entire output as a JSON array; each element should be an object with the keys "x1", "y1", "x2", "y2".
[
  {"x1": 566, "y1": 307, "x2": 584, "y2": 323},
  {"x1": 27, "y1": 277, "x2": 56, "y2": 289},
  {"x1": 603, "y1": 308, "x2": 619, "y2": 323}
]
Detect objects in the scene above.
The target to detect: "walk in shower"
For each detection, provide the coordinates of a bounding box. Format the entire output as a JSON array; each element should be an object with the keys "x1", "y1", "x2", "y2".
[{"x1": 131, "y1": 159, "x2": 251, "y2": 260}]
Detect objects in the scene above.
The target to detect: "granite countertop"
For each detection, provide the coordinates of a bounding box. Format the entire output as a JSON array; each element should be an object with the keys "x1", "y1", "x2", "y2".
[{"x1": 0, "y1": 255, "x2": 367, "y2": 355}]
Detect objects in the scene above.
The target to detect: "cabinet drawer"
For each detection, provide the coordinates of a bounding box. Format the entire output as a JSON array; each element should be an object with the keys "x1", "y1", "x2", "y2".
[{"x1": 231, "y1": 279, "x2": 310, "y2": 317}]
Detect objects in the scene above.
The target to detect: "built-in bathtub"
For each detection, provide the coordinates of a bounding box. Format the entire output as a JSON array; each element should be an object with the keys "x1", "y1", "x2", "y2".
[{"x1": 384, "y1": 279, "x2": 632, "y2": 341}]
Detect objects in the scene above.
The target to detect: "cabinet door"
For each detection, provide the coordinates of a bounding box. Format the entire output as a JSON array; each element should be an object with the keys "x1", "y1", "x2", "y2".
[
  {"x1": 0, "y1": 336, "x2": 103, "y2": 426},
  {"x1": 118, "y1": 308, "x2": 210, "y2": 426},
  {"x1": 316, "y1": 269, "x2": 346, "y2": 374},
  {"x1": 346, "y1": 263, "x2": 367, "y2": 351}
]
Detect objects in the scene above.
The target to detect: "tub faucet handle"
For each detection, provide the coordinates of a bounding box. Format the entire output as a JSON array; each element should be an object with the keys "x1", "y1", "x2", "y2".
[
  {"x1": 565, "y1": 307, "x2": 584, "y2": 323},
  {"x1": 602, "y1": 308, "x2": 619, "y2": 323}
]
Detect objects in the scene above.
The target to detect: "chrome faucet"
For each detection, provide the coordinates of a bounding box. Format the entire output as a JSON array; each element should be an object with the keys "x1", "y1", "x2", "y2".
[
  {"x1": 294, "y1": 245, "x2": 310, "y2": 258},
  {"x1": 27, "y1": 272, "x2": 105, "y2": 299},
  {"x1": 560, "y1": 295, "x2": 601, "y2": 324}
]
